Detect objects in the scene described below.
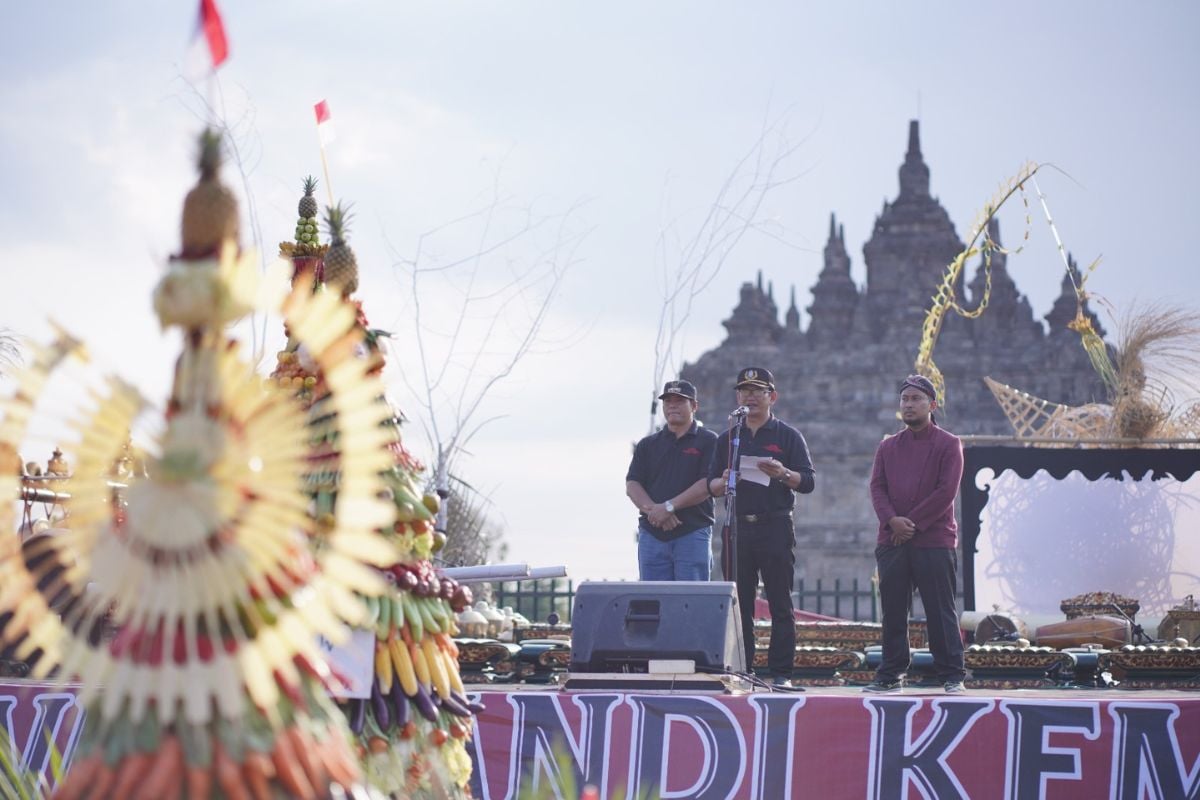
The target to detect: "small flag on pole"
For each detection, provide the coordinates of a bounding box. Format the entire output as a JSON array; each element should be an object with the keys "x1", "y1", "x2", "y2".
[
  {"x1": 314, "y1": 100, "x2": 336, "y2": 146},
  {"x1": 197, "y1": 0, "x2": 229, "y2": 68},
  {"x1": 185, "y1": 0, "x2": 229, "y2": 81},
  {"x1": 314, "y1": 100, "x2": 337, "y2": 207}
]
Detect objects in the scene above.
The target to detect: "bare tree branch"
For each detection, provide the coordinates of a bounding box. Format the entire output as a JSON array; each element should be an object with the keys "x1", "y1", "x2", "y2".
[
  {"x1": 383, "y1": 165, "x2": 591, "y2": 545},
  {"x1": 648, "y1": 106, "x2": 813, "y2": 432}
]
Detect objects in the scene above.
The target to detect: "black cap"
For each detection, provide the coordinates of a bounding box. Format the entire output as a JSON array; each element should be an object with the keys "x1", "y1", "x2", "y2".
[
  {"x1": 735, "y1": 367, "x2": 775, "y2": 390},
  {"x1": 658, "y1": 379, "x2": 698, "y2": 401}
]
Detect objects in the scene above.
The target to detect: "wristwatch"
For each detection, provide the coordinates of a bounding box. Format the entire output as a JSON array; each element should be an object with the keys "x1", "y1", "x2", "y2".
[
  {"x1": 781, "y1": 470, "x2": 792, "y2": 484},
  {"x1": 664, "y1": 500, "x2": 676, "y2": 513}
]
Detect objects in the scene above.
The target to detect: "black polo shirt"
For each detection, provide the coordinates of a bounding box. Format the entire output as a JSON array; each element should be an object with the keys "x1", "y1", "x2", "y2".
[
  {"x1": 709, "y1": 415, "x2": 815, "y2": 514},
  {"x1": 626, "y1": 422, "x2": 718, "y2": 541}
]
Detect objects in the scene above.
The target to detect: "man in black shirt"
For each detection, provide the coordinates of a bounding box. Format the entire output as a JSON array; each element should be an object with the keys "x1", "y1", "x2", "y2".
[
  {"x1": 708, "y1": 367, "x2": 815, "y2": 687},
  {"x1": 626, "y1": 380, "x2": 719, "y2": 581}
]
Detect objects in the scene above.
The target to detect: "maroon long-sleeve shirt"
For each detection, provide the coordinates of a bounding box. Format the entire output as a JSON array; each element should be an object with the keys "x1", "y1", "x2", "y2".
[{"x1": 869, "y1": 423, "x2": 964, "y2": 548}]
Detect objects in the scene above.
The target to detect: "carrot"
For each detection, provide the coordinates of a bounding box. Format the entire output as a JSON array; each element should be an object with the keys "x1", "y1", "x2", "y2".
[
  {"x1": 240, "y1": 751, "x2": 273, "y2": 800},
  {"x1": 286, "y1": 725, "x2": 327, "y2": 793},
  {"x1": 318, "y1": 729, "x2": 361, "y2": 788},
  {"x1": 133, "y1": 733, "x2": 184, "y2": 800},
  {"x1": 109, "y1": 751, "x2": 154, "y2": 799},
  {"x1": 270, "y1": 729, "x2": 316, "y2": 800},
  {"x1": 185, "y1": 764, "x2": 212, "y2": 800},
  {"x1": 436, "y1": 632, "x2": 459, "y2": 659},
  {"x1": 212, "y1": 740, "x2": 250, "y2": 800},
  {"x1": 54, "y1": 752, "x2": 103, "y2": 800},
  {"x1": 82, "y1": 762, "x2": 116, "y2": 800}
]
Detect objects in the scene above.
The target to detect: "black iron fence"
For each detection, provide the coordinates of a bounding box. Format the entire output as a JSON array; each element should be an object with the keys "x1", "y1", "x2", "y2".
[
  {"x1": 792, "y1": 577, "x2": 877, "y2": 622},
  {"x1": 485, "y1": 576, "x2": 880, "y2": 623},
  {"x1": 490, "y1": 578, "x2": 576, "y2": 624}
]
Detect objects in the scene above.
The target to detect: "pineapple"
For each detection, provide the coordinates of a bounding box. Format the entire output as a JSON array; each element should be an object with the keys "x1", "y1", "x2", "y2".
[
  {"x1": 292, "y1": 176, "x2": 322, "y2": 253},
  {"x1": 180, "y1": 128, "x2": 239, "y2": 258},
  {"x1": 322, "y1": 202, "x2": 358, "y2": 296},
  {"x1": 298, "y1": 175, "x2": 319, "y2": 219}
]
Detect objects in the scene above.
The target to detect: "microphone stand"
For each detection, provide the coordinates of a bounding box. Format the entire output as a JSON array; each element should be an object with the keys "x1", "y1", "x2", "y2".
[{"x1": 721, "y1": 411, "x2": 747, "y2": 586}]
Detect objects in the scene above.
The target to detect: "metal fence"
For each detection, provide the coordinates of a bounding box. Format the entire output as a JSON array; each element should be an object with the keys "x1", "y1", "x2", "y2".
[
  {"x1": 485, "y1": 576, "x2": 880, "y2": 623},
  {"x1": 490, "y1": 578, "x2": 576, "y2": 624},
  {"x1": 792, "y1": 577, "x2": 877, "y2": 622}
]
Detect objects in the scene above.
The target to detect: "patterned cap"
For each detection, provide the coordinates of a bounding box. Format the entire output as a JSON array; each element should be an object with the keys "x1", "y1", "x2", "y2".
[{"x1": 900, "y1": 374, "x2": 937, "y2": 401}]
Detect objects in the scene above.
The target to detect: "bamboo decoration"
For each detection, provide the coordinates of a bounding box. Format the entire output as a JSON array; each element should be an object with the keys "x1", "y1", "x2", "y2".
[
  {"x1": 0, "y1": 129, "x2": 397, "y2": 799},
  {"x1": 913, "y1": 162, "x2": 1038, "y2": 406}
]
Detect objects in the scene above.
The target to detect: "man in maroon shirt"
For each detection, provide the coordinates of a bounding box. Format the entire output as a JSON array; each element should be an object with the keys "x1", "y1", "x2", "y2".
[{"x1": 864, "y1": 374, "x2": 966, "y2": 694}]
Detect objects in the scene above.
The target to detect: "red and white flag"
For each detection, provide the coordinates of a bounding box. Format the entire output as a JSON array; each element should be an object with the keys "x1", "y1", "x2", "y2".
[
  {"x1": 314, "y1": 100, "x2": 336, "y2": 147},
  {"x1": 185, "y1": 0, "x2": 229, "y2": 78}
]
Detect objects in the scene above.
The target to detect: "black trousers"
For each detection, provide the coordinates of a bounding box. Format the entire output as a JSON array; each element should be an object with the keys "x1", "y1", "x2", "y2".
[
  {"x1": 875, "y1": 543, "x2": 965, "y2": 683},
  {"x1": 735, "y1": 516, "x2": 795, "y2": 677}
]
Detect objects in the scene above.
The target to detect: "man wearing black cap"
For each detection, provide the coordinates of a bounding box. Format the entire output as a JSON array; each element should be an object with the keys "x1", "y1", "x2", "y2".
[
  {"x1": 626, "y1": 380, "x2": 719, "y2": 581},
  {"x1": 707, "y1": 367, "x2": 815, "y2": 688},
  {"x1": 863, "y1": 374, "x2": 967, "y2": 694}
]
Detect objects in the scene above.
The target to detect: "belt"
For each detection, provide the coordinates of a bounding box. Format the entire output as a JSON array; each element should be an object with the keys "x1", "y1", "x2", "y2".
[{"x1": 738, "y1": 510, "x2": 792, "y2": 524}]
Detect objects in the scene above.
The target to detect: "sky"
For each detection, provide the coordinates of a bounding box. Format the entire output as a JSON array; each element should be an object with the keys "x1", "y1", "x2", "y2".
[{"x1": 3, "y1": 2, "x2": 1199, "y2": 583}]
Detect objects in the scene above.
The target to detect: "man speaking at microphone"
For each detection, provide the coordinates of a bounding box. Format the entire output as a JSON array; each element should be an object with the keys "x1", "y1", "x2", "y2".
[{"x1": 708, "y1": 367, "x2": 815, "y2": 688}]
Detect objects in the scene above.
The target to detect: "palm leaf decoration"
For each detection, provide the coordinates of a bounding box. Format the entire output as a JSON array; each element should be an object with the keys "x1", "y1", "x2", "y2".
[{"x1": 0, "y1": 129, "x2": 396, "y2": 799}]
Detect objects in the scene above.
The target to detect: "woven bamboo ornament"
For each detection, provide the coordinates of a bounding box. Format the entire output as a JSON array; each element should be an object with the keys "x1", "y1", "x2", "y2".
[{"x1": 0, "y1": 130, "x2": 397, "y2": 800}]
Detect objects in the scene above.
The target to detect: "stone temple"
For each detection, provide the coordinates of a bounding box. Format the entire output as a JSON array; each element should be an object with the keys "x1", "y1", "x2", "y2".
[{"x1": 680, "y1": 120, "x2": 1107, "y2": 585}]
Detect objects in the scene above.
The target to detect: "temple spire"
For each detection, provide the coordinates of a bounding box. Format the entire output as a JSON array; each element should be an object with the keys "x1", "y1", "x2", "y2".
[
  {"x1": 785, "y1": 285, "x2": 800, "y2": 330},
  {"x1": 898, "y1": 119, "x2": 931, "y2": 199}
]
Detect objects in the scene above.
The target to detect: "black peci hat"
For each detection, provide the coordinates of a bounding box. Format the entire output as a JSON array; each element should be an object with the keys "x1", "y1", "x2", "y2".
[{"x1": 735, "y1": 367, "x2": 775, "y2": 390}]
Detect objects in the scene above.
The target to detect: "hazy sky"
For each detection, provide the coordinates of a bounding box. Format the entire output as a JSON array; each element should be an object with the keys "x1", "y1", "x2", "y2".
[{"x1": 4, "y1": 2, "x2": 1198, "y2": 583}]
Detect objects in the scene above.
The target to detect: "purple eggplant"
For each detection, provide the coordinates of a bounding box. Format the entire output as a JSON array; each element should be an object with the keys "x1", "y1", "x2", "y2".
[
  {"x1": 413, "y1": 682, "x2": 439, "y2": 722},
  {"x1": 371, "y1": 679, "x2": 392, "y2": 731},
  {"x1": 453, "y1": 691, "x2": 487, "y2": 715},
  {"x1": 390, "y1": 676, "x2": 409, "y2": 729},
  {"x1": 438, "y1": 692, "x2": 471, "y2": 718},
  {"x1": 348, "y1": 698, "x2": 367, "y2": 735}
]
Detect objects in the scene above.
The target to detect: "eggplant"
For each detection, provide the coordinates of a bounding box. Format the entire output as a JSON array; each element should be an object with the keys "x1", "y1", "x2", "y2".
[
  {"x1": 348, "y1": 698, "x2": 367, "y2": 735},
  {"x1": 371, "y1": 679, "x2": 392, "y2": 731},
  {"x1": 390, "y1": 676, "x2": 409, "y2": 729},
  {"x1": 438, "y1": 692, "x2": 471, "y2": 718},
  {"x1": 413, "y1": 683, "x2": 439, "y2": 722},
  {"x1": 453, "y1": 690, "x2": 487, "y2": 715}
]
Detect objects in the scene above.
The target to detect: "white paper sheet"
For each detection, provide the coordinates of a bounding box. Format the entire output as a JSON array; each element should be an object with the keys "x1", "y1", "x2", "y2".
[{"x1": 738, "y1": 455, "x2": 771, "y2": 486}]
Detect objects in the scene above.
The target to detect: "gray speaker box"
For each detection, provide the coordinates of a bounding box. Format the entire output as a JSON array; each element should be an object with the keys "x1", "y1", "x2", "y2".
[{"x1": 568, "y1": 581, "x2": 746, "y2": 674}]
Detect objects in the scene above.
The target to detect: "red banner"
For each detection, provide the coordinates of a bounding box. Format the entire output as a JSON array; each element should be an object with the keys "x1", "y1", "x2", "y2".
[{"x1": 467, "y1": 690, "x2": 1200, "y2": 799}]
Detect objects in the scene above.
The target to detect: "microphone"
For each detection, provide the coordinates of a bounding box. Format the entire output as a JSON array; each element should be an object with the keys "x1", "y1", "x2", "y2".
[{"x1": 730, "y1": 405, "x2": 750, "y2": 418}]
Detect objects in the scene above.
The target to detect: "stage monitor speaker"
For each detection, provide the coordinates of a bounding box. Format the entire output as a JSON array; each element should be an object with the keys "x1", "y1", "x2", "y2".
[{"x1": 569, "y1": 581, "x2": 745, "y2": 674}]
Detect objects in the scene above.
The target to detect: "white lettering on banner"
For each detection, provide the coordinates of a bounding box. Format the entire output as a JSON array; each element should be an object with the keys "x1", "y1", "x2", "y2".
[
  {"x1": 748, "y1": 695, "x2": 806, "y2": 800},
  {"x1": 0, "y1": 688, "x2": 85, "y2": 784},
  {"x1": 467, "y1": 693, "x2": 1200, "y2": 799},
  {"x1": 625, "y1": 695, "x2": 746, "y2": 800},
  {"x1": 1108, "y1": 703, "x2": 1200, "y2": 800},
  {"x1": 864, "y1": 697, "x2": 994, "y2": 800},
  {"x1": 504, "y1": 693, "x2": 622, "y2": 800},
  {"x1": 1001, "y1": 700, "x2": 1100, "y2": 800},
  {"x1": 316, "y1": 628, "x2": 375, "y2": 699},
  {"x1": 746, "y1": 694, "x2": 806, "y2": 800}
]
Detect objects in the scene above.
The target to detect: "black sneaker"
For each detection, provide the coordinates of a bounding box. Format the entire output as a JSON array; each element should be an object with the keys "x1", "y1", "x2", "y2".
[{"x1": 861, "y1": 679, "x2": 902, "y2": 694}]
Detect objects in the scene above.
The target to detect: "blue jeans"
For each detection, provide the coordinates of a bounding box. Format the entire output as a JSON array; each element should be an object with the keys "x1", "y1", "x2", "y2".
[{"x1": 637, "y1": 525, "x2": 712, "y2": 581}]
